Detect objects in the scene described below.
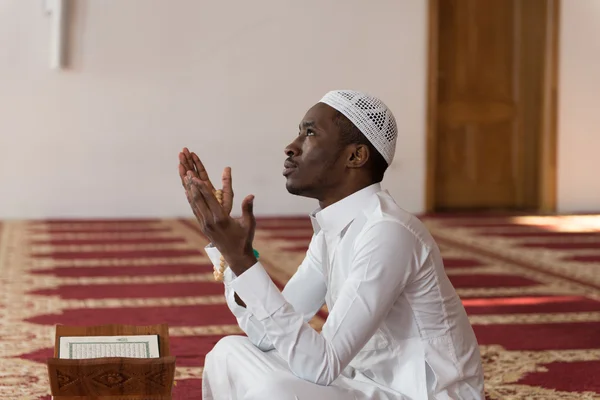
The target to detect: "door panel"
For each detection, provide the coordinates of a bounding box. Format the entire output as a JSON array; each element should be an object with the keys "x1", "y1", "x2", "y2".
[{"x1": 433, "y1": 0, "x2": 548, "y2": 210}]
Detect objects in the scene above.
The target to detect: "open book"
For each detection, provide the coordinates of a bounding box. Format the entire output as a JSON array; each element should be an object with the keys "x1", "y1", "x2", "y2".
[{"x1": 58, "y1": 335, "x2": 160, "y2": 359}]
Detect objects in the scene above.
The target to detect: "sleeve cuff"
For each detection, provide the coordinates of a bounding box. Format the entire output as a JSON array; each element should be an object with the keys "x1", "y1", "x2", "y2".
[
  {"x1": 204, "y1": 244, "x2": 222, "y2": 268},
  {"x1": 230, "y1": 262, "x2": 286, "y2": 321},
  {"x1": 225, "y1": 281, "x2": 248, "y2": 318},
  {"x1": 204, "y1": 244, "x2": 240, "y2": 285}
]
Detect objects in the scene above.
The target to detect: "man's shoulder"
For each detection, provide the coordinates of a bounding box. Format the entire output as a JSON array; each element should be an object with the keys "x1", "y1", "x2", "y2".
[
  {"x1": 368, "y1": 191, "x2": 424, "y2": 225},
  {"x1": 361, "y1": 192, "x2": 435, "y2": 247}
]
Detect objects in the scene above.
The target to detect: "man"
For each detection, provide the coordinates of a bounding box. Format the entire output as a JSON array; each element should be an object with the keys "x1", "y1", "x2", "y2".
[{"x1": 179, "y1": 90, "x2": 484, "y2": 399}]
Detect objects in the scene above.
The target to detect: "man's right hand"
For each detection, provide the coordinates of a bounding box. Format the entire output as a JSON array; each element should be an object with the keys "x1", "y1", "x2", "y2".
[{"x1": 178, "y1": 147, "x2": 234, "y2": 216}]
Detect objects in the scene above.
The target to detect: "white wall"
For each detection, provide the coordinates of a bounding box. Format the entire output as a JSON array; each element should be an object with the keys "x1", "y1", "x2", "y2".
[
  {"x1": 557, "y1": 0, "x2": 600, "y2": 213},
  {"x1": 0, "y1": 0, "x2": 428, "y2": 219}
]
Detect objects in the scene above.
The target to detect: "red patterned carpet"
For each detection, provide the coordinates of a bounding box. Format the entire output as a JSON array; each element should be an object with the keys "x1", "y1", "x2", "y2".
[{"x1": 0, "y1": 215, "x2": 599, "y2": 399}]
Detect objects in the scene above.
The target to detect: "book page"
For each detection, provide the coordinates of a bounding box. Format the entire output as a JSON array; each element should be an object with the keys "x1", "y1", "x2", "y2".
[{"x1": 58, "y1": 335, "x2": 160, "y2": 359}]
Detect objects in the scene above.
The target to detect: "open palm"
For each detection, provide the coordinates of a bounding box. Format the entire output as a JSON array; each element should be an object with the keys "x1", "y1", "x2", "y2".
[{"x1": 178, "y1": 147, "x2": 233, "y2": 215}]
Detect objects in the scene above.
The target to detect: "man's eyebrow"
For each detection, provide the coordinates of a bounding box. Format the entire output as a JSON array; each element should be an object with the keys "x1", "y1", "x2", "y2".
[{"x1": 299, "y1": 121, "x2": 317, "y2": 130}]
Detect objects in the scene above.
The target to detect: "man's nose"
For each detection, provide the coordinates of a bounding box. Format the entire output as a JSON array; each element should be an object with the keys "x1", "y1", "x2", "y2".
[{"x1": 284, "y1": 138, "x2": 302, "y2": 158}]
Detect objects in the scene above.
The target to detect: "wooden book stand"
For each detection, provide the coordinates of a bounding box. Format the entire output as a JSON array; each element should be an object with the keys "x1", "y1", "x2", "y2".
[{"x1": 47, "y1": 324, "x2": 176, "y2": 400}]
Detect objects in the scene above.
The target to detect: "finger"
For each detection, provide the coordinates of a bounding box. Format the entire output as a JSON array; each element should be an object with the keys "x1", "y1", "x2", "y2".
[
  {"x1": 179, "y1": 152, "x2": 196, "y2": 177},
  {"x1": 183, "y1": 147, "x2": 198, "y2": 175},
  {"x1": 241, "y1": 195, "x2": 256, "y2": 228},
  {"x1": 186, "y1": 173, "x2": 212, "y2": 222},
  {"x1": 182, "y1": 147, "x2": 199, "y2": 176},
  {"x1": 192, "y1": 177, "x2": 226, "y2": 220},
  {"x1": 185, "y1": 149, "x2": 198, "y2": 175},
  {"x1": 191, "y1": 152, "x2": 216, "y2": 192},
  {"x1": 179, "y1": 161, "x2": 190, "y2": 187},
  {"x1": 180, "y1": 150, "x2": 191, "y2": 169},
  {"x1": 221, "y1": 167, "x2": 233, "y2": 214},
  {"x1": 191, "y1": 153, "x2": 211, "y2": 182}
]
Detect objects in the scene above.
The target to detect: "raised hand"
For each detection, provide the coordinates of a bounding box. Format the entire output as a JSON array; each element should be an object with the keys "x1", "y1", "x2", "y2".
[
  {"x1": 184, "y1": 172, "x2": 257, "y2": 276},
  {"x1": 178, "y1": 148, "x2": 234, "y2": 215}
]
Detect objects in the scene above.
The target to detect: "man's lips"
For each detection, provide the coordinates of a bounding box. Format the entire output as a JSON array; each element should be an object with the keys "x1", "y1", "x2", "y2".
[{"x1": 283, "y1": 161, "x2": 297, "y2": 177}]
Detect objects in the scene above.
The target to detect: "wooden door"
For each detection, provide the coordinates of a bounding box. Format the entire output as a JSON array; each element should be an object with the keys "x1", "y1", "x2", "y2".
[{"x1": 427, "y1": 0, "x2": 558, "y2": 211}]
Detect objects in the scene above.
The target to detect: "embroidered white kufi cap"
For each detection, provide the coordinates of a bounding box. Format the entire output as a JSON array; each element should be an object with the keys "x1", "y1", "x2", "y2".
[{"x1": 320, "y1": 90, "x2": 398, "y2": 165}]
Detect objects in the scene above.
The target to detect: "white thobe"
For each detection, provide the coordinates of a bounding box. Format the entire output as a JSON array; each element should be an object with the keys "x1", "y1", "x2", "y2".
[{"x1": 203, "y1": 183, "x2": 485, "y2": 399}]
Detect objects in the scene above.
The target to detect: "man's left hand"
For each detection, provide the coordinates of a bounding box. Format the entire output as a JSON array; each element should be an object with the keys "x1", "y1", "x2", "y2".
[{"x1": 184, "y1": 172, "x2": 257, "y2": 275}]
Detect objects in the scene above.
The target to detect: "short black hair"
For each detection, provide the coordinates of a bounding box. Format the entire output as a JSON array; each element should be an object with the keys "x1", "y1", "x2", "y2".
[{"x1": 333, "y1": 111, "x2": 388, "y2": 183}]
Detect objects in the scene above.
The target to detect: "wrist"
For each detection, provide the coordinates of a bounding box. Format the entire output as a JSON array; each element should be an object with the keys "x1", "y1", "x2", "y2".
[{"x1": 224, "y1": 251, "x2": 257, "y2": 276}]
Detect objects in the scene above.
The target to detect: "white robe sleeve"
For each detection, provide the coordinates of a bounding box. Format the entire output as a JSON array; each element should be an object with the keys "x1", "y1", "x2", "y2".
[
  {"x1": 204, "y1": 233, "x2": 327, "y2": 352},
  {"x1": 230, "y1": 221, "x2": 422, "y2": 386}
]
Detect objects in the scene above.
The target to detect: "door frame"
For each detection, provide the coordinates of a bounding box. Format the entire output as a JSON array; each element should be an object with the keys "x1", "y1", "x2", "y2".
[{"x1": 424, "y1": 0, "x2": 561, "y2": 213}]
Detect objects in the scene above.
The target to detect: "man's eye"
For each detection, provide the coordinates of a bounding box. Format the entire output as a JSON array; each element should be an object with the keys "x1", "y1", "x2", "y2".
[{"x1": 306, "y1": 130, "x2": 315, "y2": 136}]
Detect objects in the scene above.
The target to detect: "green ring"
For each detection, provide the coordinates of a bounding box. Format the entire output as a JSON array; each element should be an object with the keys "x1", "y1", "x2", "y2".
[{"x1": 253, "y1": 249, "x2": 260, "y2": 259}]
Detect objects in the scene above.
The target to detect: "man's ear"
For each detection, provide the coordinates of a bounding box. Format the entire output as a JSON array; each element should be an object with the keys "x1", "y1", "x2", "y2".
[{"x1": 347, "y1": 144, "x2": 370, "y2": 168}]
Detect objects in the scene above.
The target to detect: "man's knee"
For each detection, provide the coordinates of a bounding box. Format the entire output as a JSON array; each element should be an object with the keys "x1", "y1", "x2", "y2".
[
  {"x1": 205, "y1": 335, "x2": 251, "y2": 365},
  {"x1": 212, "y1": 335, "x2": 251, "y2": 353}
]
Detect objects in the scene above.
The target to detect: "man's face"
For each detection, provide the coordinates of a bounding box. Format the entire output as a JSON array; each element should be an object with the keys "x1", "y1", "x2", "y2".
[{"x1": 283, "y1": 103, "x2": 347, "y2": 198}]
